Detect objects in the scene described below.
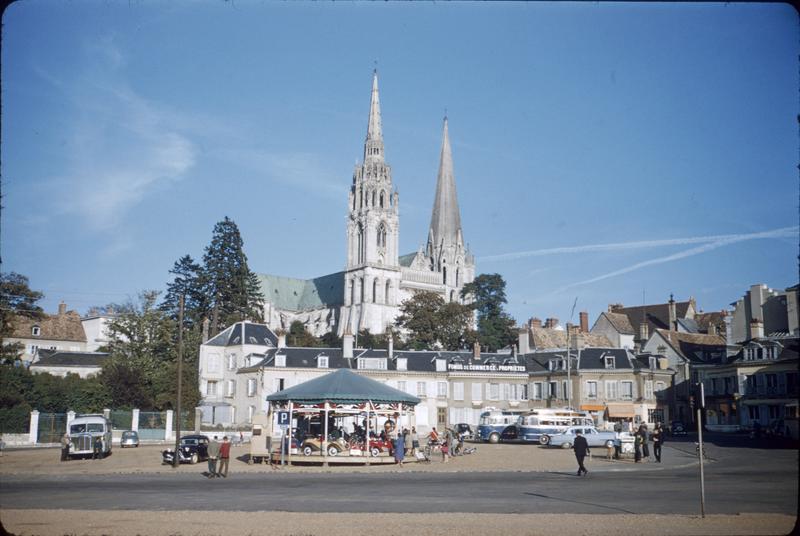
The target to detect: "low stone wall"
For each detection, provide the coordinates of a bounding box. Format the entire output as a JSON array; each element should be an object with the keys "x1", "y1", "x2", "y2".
[{"x1": 1, "y1": 433, "x2": 31, "y2": 447}]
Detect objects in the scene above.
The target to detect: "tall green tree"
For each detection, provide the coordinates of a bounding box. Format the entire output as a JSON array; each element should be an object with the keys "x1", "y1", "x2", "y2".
[
  {"x1": 202, "y1": 217, "x2": 264, "y2": 333},
  {"x1": 160, "y1": 254, "x2": 206, "y2": 328},
  {"x1": 396, "y1": 291, "x2": 474, "y2": 350},
  {"x1": 461, "y1": 273, "x2": 517, "y2": 352},
  {"x1": 0, "y1": 272, "x2": 45, "y2": 363}
]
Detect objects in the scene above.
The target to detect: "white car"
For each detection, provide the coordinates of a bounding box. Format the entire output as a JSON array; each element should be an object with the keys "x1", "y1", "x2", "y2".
[{"x1": 544, "y1": 426, "x2": 618, "y2": 449}]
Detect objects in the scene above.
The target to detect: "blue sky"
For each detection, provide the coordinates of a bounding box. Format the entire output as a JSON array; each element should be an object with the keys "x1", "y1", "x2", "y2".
[{"x1": 2, "y1": 1, "x2": 798, "y2": 327}]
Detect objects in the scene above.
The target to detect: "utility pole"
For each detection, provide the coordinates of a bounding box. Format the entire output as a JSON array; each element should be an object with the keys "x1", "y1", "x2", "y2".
[
  {"x1": 696, "y1": 382, "x2": 706, "y2": 518},
  {"x1": 172, "y1": 295, "x2": 185, "y2": 469}
]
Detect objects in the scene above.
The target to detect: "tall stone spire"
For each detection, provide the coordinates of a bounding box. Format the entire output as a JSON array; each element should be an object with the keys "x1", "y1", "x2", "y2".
[
  {"x1": 428, "y1": 117, "x2": 464, "y2": 251},
  {"x1": 364, "y1": 70, "x2": 384, "y2": 163}
]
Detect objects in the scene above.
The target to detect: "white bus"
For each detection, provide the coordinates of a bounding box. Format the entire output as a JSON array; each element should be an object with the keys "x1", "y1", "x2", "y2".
[
  {"x1": 518, "y1": 408, "x2": 594, "y2": 444},
  {"x1": 68, "y1": 414, "x2": 112, "y2": 458}
]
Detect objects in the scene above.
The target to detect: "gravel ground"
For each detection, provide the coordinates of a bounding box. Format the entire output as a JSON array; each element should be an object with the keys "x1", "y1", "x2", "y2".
[{"x1": 1, "y1": 444, "x2": 795, "y2": 536}]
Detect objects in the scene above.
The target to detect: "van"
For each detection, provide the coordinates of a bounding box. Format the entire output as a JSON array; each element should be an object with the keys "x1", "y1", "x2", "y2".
[{"x1": 68, "y1": 414, "x2": 112, "y2": 459}]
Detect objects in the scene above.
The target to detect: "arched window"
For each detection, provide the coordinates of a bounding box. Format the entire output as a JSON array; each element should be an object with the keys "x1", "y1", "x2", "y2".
[
  {"x1": 349, "y1": 280, "x2": 355, "y2": 305},
  {"x1": 372, "y1": 190, "x2": 376, "y2": 206},
  {"x1": 379, "y1": 191, "x2": 385, "y2": 207},
  {"x1": 357, "y1": 223, "x2": 365, "y2": 264},
  {"x1": 450, "y1": 290, "x2": 456, "y2": 302},
  {"x1": 385, "y1": 280, "x2": 391, "y2": 305},
  {"x1": 377, "y1": 223, "x2": 387, "y2": 248},
  {"x1": 442, "y1": 266, "x2": 447, "y2": 286},
  {"x1": 373, "y1": 279, "x2": 378, "y2": 303},
  {"x1": 360, "y1": 277, "x2": 365, "y2": 303},
  {"x1": 455, "y1": 268, "x2": 460, "y2": 287}
]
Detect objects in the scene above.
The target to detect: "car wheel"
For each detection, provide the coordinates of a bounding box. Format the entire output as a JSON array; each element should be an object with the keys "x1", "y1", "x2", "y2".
[
  {"x1": 561, "y1": 442, "x2": 571, "y2": 449},
  {"x1": 489, "y1": 433, "x2": 500, "y2": 444},
  {"x1": 370, "y1": 447, "x2": 380, "y2": 457},
  {"x1": 605, "y1": 440, "x2": 614, "y2": 448},
  {"x1": 539, "y1": 435, "x2": 550, "y2": 445},
  {"x1": 190, "y1": 453, "x2": 198, "y2": 464},
  {"x1": 303, "y1": 446, "x2": 313, "y2": 456},
  {"x1": 327, "y1": 446, "x2": 339, "y2": 457}
]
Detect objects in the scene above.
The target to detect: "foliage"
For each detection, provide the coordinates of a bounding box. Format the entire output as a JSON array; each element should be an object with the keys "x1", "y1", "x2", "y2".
[
  {"x1": 0, "y1": 272, "x2": 45, "y2": 363},
  {"x1": 320, "y1": 331, "x2": 342, "y2": 348},
  {"x1": 461, "y1": 273, "x2": 517, "y2": 352},
  {"x1": 160, "y1": 254, "x2": 207, "y2": 329},
  {"x1": 396, "y1": 291, "x2": 474, "y2": 350},
  {"x1": 202, "y1": 217, "x2": 265, "y2": 333},
  {"x1": 288, "y1": 321, "x2": 320, "y2": 348}
]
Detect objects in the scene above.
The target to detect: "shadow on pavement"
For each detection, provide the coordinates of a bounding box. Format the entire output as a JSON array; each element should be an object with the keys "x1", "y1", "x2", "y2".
[{"x1": 523, "y1": 491, "x2": 637, "y2": 514}]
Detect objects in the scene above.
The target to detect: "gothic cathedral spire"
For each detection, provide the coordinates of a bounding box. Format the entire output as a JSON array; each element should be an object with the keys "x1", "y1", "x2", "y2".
[
  {"x1": 364, "y1": 70, "x2": 384, "y2": 163},
  {"x1": 428, "y1": 117, "x2": 465, "y2": 258}
]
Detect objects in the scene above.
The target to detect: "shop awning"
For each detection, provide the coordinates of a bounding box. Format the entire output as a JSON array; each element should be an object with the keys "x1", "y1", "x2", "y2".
[
  {"x1": 606, "y1": 404, "x2": 635, "y2": 418},
  {"x1": 580, "y1": 404, "x2": 606, "y2": 411}
]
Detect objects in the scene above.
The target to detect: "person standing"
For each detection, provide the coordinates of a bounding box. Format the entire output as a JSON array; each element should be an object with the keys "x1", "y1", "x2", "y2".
[
  {"x1": 634, "y1": 430, "x2": 643, "y2": 463},
  {"x1": 394, "y1": 432, "x2": 405, "y2": 466},
  {"x1": 640, "y1": 425, "x2": 650, "y2": 461},
  {"x1": 92, "y1": 435, "x2": 103, "y2": 460},
  {"x1": 60, "y1": 433, "x2": 70, "y2": 462},
  {"x1": 217, "y1": 436, "x2": 231, "y2": 478},
  {"x1": 573, "y1": 430, "x2": 590, "y2": 476},
  {"x1": 652, "y1": 423, "x2": 664, "y2": 463},
  {"x1": 403, "y1": 428, "x2": 412, "y2": 456},
  {"x1": 441, "y1": 431, "x2": 450, "y2": 463},
  {"x1": 410, "y1": 427, "x2": 419, "y2": 455},
  {"x1": 207, "y1": 435, "x2": 221, "y2": 478}
]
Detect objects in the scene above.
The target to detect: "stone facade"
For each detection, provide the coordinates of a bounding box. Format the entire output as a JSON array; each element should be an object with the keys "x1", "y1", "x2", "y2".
[{"x1": 257, "y1": 72, "x2": 474, "y2": 338}]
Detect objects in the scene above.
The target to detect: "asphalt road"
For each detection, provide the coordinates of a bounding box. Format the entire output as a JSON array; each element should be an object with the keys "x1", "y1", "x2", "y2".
[{"x1": 2, "y1": 437, "x2": 797, "y2": 516}]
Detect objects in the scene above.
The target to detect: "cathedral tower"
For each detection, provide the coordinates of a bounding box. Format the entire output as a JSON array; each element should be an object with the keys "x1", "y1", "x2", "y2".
[
  {"x1": 341, "y1": 71, "x2": 402, "y2": 335},
  {"x1": 424, "y1": 117, "x2": 474, "y2": 302}
]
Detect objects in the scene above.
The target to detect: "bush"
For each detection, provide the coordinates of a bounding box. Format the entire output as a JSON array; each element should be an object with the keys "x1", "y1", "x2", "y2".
[{"x1": 0, "y1": 403, "x2": 32, "y2": 433}]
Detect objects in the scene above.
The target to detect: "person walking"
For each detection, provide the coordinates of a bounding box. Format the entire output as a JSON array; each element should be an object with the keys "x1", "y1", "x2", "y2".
[
  {"x1": 573, "y1": 429, "x2": 590, "y2": 476},
  {"x1": 403, "y1": 428, "x2": 412, "y2": 456},
  {"x1": 652, "y1": 423, "x2": 664, "y2": 463},
  {"x1": 410, "y1": 427, "x2": 419, "y2": 456},
  {"x1": 441, "y1": 431, "x2": 450, "y2": 463},
  {"x1": 217, "y1": 436, "x2": 231, "y2": 478},
  {"x1": 60, "y1": 433, "x2": 70, "y2": 462},
  {"x1": 207, "y1": 435, "x2": 221, "y2": 478}
]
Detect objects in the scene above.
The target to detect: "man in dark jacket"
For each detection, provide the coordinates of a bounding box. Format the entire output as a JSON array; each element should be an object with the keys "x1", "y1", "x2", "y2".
[{"x1": 573, "y1": 430, "x2": 590, "y2": 476}]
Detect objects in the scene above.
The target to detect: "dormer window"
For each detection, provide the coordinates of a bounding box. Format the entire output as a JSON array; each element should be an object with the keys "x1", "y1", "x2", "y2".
[
  {"x1": 31, "y1": 326, "x2": 41, "y2": 337},
  {"x1": 604, "y1": 356, "x2": 615, "y2": 369},
  {"x1": 649, "y1": 356, "x2": 657, "y2": 370},
  {"x1": 317, "y1": 355, "x2": 329, "y2": 368},
  {"x1": 275, "y1": 354, "x2": 286, "y2": 367},
  {"x1": 396, "y1": 357, "x2": 407, "y2": 371}
]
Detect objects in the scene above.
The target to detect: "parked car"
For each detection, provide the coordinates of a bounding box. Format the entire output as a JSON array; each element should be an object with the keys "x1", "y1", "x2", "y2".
[
  {"x1": 120, "y1": 430, "x2": 139, "y2": 448},
  {"x1": 670, "y1": 421, "x2": 687, "y2": 436},
  {"x1": 454, "y1": 423, "x2": 473, "y2": 441},
  {"x1": 544, "y1": 426, "x2": 617, "y2": 449},
  {"x1": 161, "y1": 434, "x2": 210, "y2": 464}
]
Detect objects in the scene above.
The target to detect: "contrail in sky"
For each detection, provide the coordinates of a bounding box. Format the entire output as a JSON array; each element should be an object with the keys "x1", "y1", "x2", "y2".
[
  {"x1": 479, "y1": 226, "x2": 798, "y2": 263},
  {"x1": 540, "y1": 225, "x2": 798, "y2": 296}
]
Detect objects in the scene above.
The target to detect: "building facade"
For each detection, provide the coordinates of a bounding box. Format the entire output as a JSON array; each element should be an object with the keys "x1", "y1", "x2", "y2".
[
  {"x1": 257, "y1": 72, "x2": 475, "y2": 338},
  {"x1": 4, "y1": 302, "x2": 87, "y2": 365}
]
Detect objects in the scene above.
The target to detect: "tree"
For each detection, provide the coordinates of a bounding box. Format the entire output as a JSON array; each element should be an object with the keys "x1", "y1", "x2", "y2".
[
  {"x1": 287, "y1": 321, "x2": 320, "y2": 348},
  {"x1": 461, "y1": 273, "x2": 517, "y2": 352},
  {"x1": 396, "y1": 291, "x2": 474, "y2": 350},
  {"x1": 160, "y1": 254, "x2": 206, "y2": 328},
  {"x1": 202, "y1": 217, "x2": 265, "y2": 334},
  {"x1": 320, "y1": 331, "x2": 342, "y2": 348},
  {"x1": 0, "y1": 272, "x2": 45, "y2": 363}
]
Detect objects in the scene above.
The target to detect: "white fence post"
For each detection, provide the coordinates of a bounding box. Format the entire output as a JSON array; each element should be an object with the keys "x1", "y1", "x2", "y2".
[
  {"x1": 165, "y1": 410, "x2": 174, "y2": 441},
  {"x1": 29, "y1": 410, "x2": 40, "y2": 444},
  {"x1": 131, "y1": 409, "x2": 140, "y2": 432},
  {"x1": 67, "y1": 411, "x2": 76, "y2": 434}
]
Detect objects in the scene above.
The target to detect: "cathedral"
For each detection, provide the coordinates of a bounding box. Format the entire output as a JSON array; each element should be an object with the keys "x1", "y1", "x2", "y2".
[{"x1": 258, "y1": 72, "x2": 475, "y2": 337}]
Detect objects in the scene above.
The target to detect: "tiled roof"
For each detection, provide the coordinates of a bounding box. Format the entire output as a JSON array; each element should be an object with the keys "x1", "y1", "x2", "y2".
[
  {"x1": 31, "y1": 349, "x2": 109, "y2": 367},
  {"x1": 615, "y1": 300, "x2": 692, "y2": 338},
  {"x1": 693, "y1": 311, "x2": 726, "y2": 335},
  {"x1": 257, "y1": 272, "x2": 344, "y2": 311},
  {"x1": 654, "y1": 329, "x2": 727, "y2": 364},
  {"x1": 9, "y1": 310, "x2": 87, "y2": 342},
  {"x1": 523, "y1": 348, "x2": 635, "y2": 371},
  {"x1": 530, "y1": 328, "x2": 612, "y2": 350},
  {"x1": 602, "y1": 312, "x2": 635, "y2": 335}
]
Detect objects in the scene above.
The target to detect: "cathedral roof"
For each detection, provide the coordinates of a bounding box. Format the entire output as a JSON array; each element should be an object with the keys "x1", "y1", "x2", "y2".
[
  {"x1": 257, "y1": 272, "x2": 345, "y2": 311},
  {"x1": 428, "y1": 117, "x2": 464, "y2": 251},
  {"x1": 398, "y1": 252, "x2": 417, "y2": 267}
]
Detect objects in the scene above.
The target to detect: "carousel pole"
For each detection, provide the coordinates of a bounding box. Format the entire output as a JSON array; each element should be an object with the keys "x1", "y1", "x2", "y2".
[
  {"x1": 365, "y1": 400, "x2": 372, "y2": 466},
  {"x1": 287, "y1": 401, "x2": 294, "y2": 467},
  {"x1": 323, "y1": 401, "x2": 330, "y2": 467}
]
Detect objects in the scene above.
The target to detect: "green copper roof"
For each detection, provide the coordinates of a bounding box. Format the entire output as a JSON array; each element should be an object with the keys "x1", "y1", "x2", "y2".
[
  {"x1": 398, "y1": 252, "x2": 417, "y2": 267},
  {"x1": 267, "y1": 368, "x2": 420, "y2": 405},
  {"x1": 257, "y1": 272, "x2": 344, "y2": 311}
]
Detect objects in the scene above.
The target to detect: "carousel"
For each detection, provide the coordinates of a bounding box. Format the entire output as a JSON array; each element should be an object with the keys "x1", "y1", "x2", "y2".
[{"x1": 266, "y1": 368, "x2": 421, "y2": 465}]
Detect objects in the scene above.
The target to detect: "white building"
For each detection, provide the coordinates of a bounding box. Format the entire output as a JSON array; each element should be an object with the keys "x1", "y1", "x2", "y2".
[
  {"x1": 4, "y1": 302, "x2": 87, "y2": 365},
  {"x1": 258, "y1": 72, "x2": 475, "y2": 337}
]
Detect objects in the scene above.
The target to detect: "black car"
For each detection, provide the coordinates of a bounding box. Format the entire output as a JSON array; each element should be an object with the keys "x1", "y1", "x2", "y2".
[{"x1": 161, "y1": 434, "x2": 210, "y2": 464}]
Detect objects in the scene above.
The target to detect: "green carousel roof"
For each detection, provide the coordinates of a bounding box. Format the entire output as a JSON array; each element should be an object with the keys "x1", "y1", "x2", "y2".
[{"x1": 266, "y1": 368, "x2": 420, "y2": 405}]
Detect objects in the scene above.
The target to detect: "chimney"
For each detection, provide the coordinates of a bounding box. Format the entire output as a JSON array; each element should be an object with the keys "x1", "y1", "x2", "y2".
[
  {"x1": 473, "y1": 341, "x2": 481, "y2": 359},
  {"x1": 640, "y1": 321, "x2": 649, "y2": 342},
  {"x1": 608, "y1": 303, "x2": 624, "y2": 313},
  {"x1": 202, "y1": 318, "x2": 210, "y2": 342},
  {"x1": 277, "y1": 330, "x2": 287, "y2": 349},
  {"x1": 58, "y1": 302, "x2": 67, "y2": 315},
  {"x1": 387, "y1": 330, "x2": 394, "y2": 359},
  {"x1": 572, "y1": 332, "x2": 586, "y2": 351},
  {"x1": 708, "y1": 323, "x2": 717, "y2": 337},
  {"x1": 579, "y1": 311, "x2": 589, "y2": 333},
  {"x1": 668, "y1": 294, "x2": 677, "y2": 331},
  {"x1": 518, "y1": 328, "x2": 530, "y2": 355},
  {"x1": 545, "y1": 317, "x2": 559, "y2": 329},
  {"x1": 750, "y1": 318, "x2": 764, "y2": 340},
  {"x1": 529, "y1": 317, "x2": 542, "y2": 329},
  {"x1": 343, "y1": 327, "x2": 354, "y2": 358}
]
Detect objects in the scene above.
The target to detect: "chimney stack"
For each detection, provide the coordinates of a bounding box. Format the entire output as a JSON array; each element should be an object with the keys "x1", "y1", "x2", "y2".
[
  {"x1": 58, "y1": 302, "x2": 67, "y2": 315},
  {"x1": 343, "y1": 327, "x2": 354, "y2": 358},
  {"x1": 750, "y1": 318, "x2": 764, "y2": 340},
  {"x1": 668, "y1": 294, "x2": 677, "y2": 331},
  {"x1": 579, "y1": 311, "x2": 589, "y2": 333},
  {"x1": 277, "y1": 330, "x2": 287, "y2": 349},
  {"x1": 518, "y1": 328, "x2": 530, "y2": 355},
  {"x1": 608, "y1": 303, "x2": 624, "y2": 313},
  {"x1": 473, "y1": 341, "x2": 481, "y2": 359},
  {"x1": 529, "y1": 317, "x2": 542, "y2": 329},
  {"x1": 640, "y1": 321, "x2": 649, "y2": 342},
  {"x1": 387, "y1": 330, "x2": 394, "y2": 359}
]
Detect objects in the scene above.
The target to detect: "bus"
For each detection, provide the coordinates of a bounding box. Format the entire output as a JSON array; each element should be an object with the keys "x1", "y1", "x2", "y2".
[
  {"x1": 68, "y1": 414, "x2": 113, "y2": 458},
  {"x1": 477, "y1": 408, "x2": 526, "y2": 443},
  {"x1": 518, "y1": 408, "x2": 594, "y2": 444}
]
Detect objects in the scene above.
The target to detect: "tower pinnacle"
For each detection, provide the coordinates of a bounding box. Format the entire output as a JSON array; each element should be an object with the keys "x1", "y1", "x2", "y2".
[
  {"x1": 364, "y1": 70, "x2": 384, "y2": 162},
  {"x1": 428, "y1": 117, "x2": 463, "y2": 252}
]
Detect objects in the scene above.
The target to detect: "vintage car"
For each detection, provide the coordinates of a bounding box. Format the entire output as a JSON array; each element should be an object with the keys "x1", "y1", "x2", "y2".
[
  {"x1": 161, "y1": 434, "x2": 210, "y2": 464},
  {"x1": 300, "y1": 436, "x2": 349, "y2": 457},
  {"x1": 68, "y1": 414, "x2": 113, "y2": 459},
  {"x1": 120, "y1": 430, "x2": 139, "y2": 448},
  {"x1": 544, "y1": 426, "x2": 617, "y2": 449},
  {"x1": 454, "y1": 423, "x2": 474, "y2": 441}
]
